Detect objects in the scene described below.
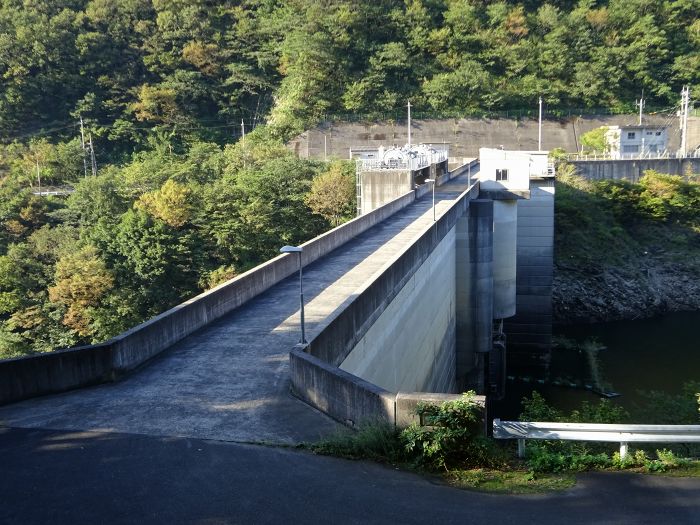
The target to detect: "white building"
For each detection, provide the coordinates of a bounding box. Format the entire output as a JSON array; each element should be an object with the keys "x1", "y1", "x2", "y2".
[
  {"x1": 478, "y1": 148, "x2": 553, "y2": 192},
  {"x1": 604, "y1": 125, "x2": 668, "y2": 159}
]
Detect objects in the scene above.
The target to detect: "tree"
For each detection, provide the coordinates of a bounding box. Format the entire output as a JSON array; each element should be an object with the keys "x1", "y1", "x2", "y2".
[
  {"x1": 580, "y1": 126, "x2": 609, "y2": 153},
  {"x1": 48, "y1": 245, "x2": 114, "y2": 338},
  {"x1": 135, "y1": 179, "x2": 192, "y2": 228},
  {"x1": 305, "y1": 161, "x2": 355, "y2": 226}
]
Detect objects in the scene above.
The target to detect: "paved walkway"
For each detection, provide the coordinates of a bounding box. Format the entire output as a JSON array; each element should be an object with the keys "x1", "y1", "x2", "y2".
[
  {"x1": 0, "y1": 174, "x2": 473, "y2": 444},
  {"x1": 2, "y1": 426, "x2": 699, "y2": 525}
]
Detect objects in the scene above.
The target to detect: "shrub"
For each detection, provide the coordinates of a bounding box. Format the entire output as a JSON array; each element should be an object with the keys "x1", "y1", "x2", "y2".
[{"x1": 400, "y1": 392, "x2": 499, "y2": 470}]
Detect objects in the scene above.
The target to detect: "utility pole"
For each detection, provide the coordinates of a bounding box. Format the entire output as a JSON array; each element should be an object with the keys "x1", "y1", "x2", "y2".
[
  {"x1": 680, "y1": 86, "x2": 690, "y2": 157},
  {"x1": 36, "y1": 160, "x2": 41, "y2": 195},
  {"x1": 79, "y1": 116, "x2": 88, "y2": 177},
  {"x1": 636, "y1": 94, "x2": 645, "y2": 125},
  {"x1": 538, "y1": 97, "x2": 543, "y2": 151},
  {"x1": 88, "y1": 134, "x2": 97, "y2": 176},
  {"x1": 407, "y1": 100, "x2": 412, "y2": 147},
  {"x1": 241, "y1": 119, "x2": 245, "y2": 144}
]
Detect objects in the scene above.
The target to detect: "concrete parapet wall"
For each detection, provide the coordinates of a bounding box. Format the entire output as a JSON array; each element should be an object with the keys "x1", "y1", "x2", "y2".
[
  {"x1": 0, "y1": 344, "x2": 113, "y2": 405},
  {"x1": 290, "y1": 348, "x2": 485, "y2": 429},
  {"x1": 339, "y1": 229, "x2": 457, "y2": 393},
  {"x1": 571, "y1": 158, "x2": 700, "y2": 182},
  {"x1": 0, "y1": 189, "x2": 421, "y2": 406},
  {"x1": 305, "y1": 185, "x2": 478, "y2": 368},
  {"x1": 290, "y1": 348, "x2": 395, "y2": 427},
  {"x1": 294, "y1": 183, "x2": 481, "y2": 426}
]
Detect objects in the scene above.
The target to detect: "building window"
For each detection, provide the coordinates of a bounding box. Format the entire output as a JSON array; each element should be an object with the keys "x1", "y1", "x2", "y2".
[
  {"x1": 627, "y1": 132, "x2": 636, "y2": 139},
  {"x1": 496, "y1": 169, "x2": 508, "y2": 181},
  {"x1": 622, "y1": 145, "x2": 639, "y2": 153},
  {"x1": 656, "y1": 131, "x2": 662, "y2": 136},
  {"x1": 646, "y1": 131, "x2": 653, "y2": 135}
]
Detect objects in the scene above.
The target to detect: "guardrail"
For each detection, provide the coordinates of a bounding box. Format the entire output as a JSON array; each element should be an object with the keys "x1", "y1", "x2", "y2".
[{"x1": 493, "y1": 419, "x2": 700, "y2": 458}]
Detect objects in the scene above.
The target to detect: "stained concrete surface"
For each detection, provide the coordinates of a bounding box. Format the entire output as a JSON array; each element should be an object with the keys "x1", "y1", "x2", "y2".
[
  {"x1": 0, "y1": 174, "x2": 473, "y2": 444},
  {"x1": 2, "y1": 426, "x2": 699, "y2": 525}
]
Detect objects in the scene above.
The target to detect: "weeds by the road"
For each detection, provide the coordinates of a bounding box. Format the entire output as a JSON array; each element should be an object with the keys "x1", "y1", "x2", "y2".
[{"x1": 308, "y1": 392, "x2": 700, "y2": 495}]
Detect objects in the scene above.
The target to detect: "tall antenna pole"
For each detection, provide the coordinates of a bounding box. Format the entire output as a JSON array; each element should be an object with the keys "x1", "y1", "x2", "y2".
[
  {"x1": 636, "y1": 93, "x2": 645, "y2": 125},
  {"x1": 680, "y1": 86, "x2": 690, "y2": 157},
  {"x1": 36, "y1": 160, "x2": 41, "y2": 195},
  {"x1": 407, "y1": 100, "x2": 412, "y2": 147},
  {"x1": 241, "y1": 119, "x2": 245, "y2": 144},
  {"x1": 79, "y1": 116, "x2": 88, "y2": 177},
  {"x1": 88, "y1": 134, "x2": 97, "y2": 176},
  {"x1": 538, "y1": 97, "x2": 543, "y2": 151}
]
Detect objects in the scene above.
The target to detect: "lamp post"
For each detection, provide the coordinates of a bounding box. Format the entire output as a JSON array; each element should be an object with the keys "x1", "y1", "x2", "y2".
[
  {"x1": 424, "y1": 178, "x2": 436, "y2": 221},
  {"x1": 280, "y1": 245, "x2": 306, "y2": 344}
]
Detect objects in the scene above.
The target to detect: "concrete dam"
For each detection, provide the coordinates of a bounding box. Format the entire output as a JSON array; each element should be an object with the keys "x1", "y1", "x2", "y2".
[{"x1": 0, "y1": 161, "x2": 554, "y2": 440}]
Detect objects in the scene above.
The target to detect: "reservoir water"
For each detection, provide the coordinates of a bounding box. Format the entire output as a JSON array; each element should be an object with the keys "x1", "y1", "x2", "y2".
[{"x1": 494, "y1": 311, "x2": 700, "y2": 419}]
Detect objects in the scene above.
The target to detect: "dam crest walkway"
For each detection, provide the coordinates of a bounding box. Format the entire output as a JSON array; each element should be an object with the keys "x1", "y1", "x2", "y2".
[{"x1": 0, "y1": 174, "x2": 473, "y2": 444}]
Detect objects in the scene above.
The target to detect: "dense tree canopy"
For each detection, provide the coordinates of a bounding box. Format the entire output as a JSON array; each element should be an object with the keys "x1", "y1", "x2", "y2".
[{"x1": 0, "y1": 0, "x2": 697, "y2": 148}]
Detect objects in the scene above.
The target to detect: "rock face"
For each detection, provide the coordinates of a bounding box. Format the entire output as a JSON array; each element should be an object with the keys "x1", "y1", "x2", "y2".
[{"x1": 553, "y1": 258, "x2": 700, "y2": 325}]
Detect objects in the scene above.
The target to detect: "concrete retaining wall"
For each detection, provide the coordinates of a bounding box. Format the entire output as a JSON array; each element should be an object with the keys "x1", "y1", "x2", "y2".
[
  {"x1": 291, "y1": 116, "x2": 699, "y2": 159},
  {"x1": 0, "y1": 189, "x2": 421, "y2": 406},
  {"x1": 571, "y1": 158, "x2": 700, "y2": 182}
]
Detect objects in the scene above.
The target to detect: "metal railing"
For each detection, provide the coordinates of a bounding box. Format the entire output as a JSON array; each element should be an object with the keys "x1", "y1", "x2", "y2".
[
  {"x1": 568, "y1": 150, "x2": 700, "y2": 162},
  {"x1": 357, "y1": 150, "x2": 448, "y2": 172},
  {"x1": 493, "y1": 419, "x2": 700, "y2": 458}
]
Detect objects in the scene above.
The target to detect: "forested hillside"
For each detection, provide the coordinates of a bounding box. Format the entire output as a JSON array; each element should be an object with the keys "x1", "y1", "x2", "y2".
[
  {"x1": 1, "y1": 0, "x2": 699, "y2": 148},
  {"x1": 1, "y1": 0, "x2": 699, "y2": 357}
]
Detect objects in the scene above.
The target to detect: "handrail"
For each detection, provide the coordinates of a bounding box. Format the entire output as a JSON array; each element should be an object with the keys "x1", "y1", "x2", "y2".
[{"x1": 493, "y1": 419, "x2": 700, "y2": 458}]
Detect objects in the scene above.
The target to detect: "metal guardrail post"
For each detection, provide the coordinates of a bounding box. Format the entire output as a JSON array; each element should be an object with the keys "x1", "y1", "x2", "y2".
[{"x1": 620, "y1": 442, "x2": 629, "y2": 458}]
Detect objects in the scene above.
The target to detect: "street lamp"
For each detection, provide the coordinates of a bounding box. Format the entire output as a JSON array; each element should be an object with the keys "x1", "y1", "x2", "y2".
[
  {"x1": 280, "y1": 245, "x2": 307, "y2": 344},
  {"x1": 424, "y1": 178, "x2": 436, "y2": 222}
]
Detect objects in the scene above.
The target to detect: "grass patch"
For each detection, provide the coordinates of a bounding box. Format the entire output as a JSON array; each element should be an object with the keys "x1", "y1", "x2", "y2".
[
  {"x1": 309, "y1": 422, "x2": 404, "y2": 463},
  {"x1": 447, "y1": 468, "x2": 575, "y2": 494}
]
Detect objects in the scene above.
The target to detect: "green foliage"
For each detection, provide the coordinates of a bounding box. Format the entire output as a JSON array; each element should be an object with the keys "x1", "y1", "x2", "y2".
[
  {"x1": 400, "y1": 392, "x2": 498, "y2": 471},
  {"x1": 311, "y1": 422, "x2": 404, "y2": 463},
  {"x1": 518, "y1": 392, "x2": 698, "y2": 474},
  {"x1": 526, "y1": 446, "x2": 611, "y2": 473},
  {"x1": 520, "y1": 391, "x2": 628, "y2": 426},
  {"x1": 632, "y1": 381, "x2": 700, "y2": 425},
  {"x1": 0, "y1": 1, "x2": 698, "y2": 148},
  {"x1": 305, "y1": 161, "x2": 356, "y2": 226},
  {"x1": 580, "y1": 126, "x2": 609, "y2": 154}
]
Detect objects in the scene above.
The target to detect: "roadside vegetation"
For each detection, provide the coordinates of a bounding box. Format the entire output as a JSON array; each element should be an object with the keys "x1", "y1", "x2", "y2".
[{"x1": 309, "y1": 390, "x2": 700, "y2": 494}]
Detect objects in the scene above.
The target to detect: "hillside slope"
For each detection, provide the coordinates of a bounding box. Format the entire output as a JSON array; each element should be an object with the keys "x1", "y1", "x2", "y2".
[{"x1": 553, "y1": 168, "x2": 700, "y2": 324}]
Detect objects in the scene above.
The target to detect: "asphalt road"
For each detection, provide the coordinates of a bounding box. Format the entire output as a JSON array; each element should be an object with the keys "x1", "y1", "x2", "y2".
[{"x1": 2, "y1": 426, "x2": 699, "y2": 525}]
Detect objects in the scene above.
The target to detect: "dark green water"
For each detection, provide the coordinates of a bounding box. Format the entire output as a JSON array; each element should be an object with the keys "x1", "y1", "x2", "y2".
[{"x1": 493, "y1": 311, "x2": 700, "y2": 419}]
